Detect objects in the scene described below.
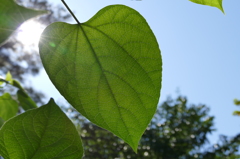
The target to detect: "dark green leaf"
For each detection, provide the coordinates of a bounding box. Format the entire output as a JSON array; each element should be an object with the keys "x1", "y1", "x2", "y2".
[
  {"x1": 39, "y1": 5, "x2": 162, "y2": 151},
  {"x1": 234, "y1": 99, "x2": 240, "y2": 105},
  {"x1": 0, "y1": 99, "x2": 83, "y2": 159},
  {"x1": 17, "y1": 89, "x2": 37, "y2": 110},
  {"x1": 12, "y1": 78, "x2": 37, "y2": 110}
]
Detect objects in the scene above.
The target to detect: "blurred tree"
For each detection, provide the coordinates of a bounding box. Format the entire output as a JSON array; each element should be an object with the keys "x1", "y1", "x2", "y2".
[
  {"x1": 0, "y1": 0, "x2": 70, "y2": 104},
  {"x1": 66, "y1": 96, "x2": 240, "y2": 159},
  {"x1": 195, "y1": 134, "x2": 240, "y2": 159}
]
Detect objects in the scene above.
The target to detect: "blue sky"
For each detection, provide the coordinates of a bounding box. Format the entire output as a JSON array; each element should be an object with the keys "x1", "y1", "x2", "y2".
[{"x1": 31, "y1": 0, "x2": 240, "y2": 144}]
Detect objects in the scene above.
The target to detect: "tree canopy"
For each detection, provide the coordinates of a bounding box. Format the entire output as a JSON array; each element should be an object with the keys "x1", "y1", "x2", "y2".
[{"x1": 66, "y1": 96, "x2": 240, "y2": 159}]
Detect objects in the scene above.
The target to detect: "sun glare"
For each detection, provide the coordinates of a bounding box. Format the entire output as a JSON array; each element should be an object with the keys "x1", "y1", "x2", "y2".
[{"x1": 17, "y1": 20, "x2": 45, "y2": 46}]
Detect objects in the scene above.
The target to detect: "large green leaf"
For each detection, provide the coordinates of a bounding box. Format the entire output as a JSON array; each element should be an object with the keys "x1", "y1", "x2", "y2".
[
  {"x1": 0, "y1": 99, "x2": 83, "y2": 159},
  {"x1": 0, "y1": 0, "x2": 48, "y2": 45},
  {"x1": 0, "y1": 117, "x2": 4, "y2": 128},
  {"x1": 0, "y1": 93, "x2": 18, "y2": 121},
  {"x1": 189, "y1": 0, "x2": 224, "y2": 13},
  {"x1": 39, "y1": 5, "x2": 162, "y2": 151}
]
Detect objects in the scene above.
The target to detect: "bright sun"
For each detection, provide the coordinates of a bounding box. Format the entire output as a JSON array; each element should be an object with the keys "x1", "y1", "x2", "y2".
[{"x1": 17, "y1": 20, "x2": 45, "y2": 46}]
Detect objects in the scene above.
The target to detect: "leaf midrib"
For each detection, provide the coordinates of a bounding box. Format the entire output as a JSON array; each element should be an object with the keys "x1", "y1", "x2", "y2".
[{"x1": 77, "y1": 25, "x2": 135, "y2": 146}]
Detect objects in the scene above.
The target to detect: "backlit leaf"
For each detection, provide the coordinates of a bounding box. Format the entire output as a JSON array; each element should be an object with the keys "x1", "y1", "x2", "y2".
[
  {"x1": 189, "y1": 0, "x2": 224, "y2": 13},
  {"x1": 0, "y1": 0, "x2": 48, "y2": 45},
  {"x1": 0, "y1": 99, "x2": 83, "y2": 159},
  {"x1": 39, "y1": 5, "x2": 162, "y2": 151},
  {"x1": 0, "y1": 93, "x2": 18, "y2": 121}
]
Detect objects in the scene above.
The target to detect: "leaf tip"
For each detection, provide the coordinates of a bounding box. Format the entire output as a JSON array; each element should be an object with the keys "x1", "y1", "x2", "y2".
[{"x1": 48, "y1": 98, "x2": 56, "y2": 104}]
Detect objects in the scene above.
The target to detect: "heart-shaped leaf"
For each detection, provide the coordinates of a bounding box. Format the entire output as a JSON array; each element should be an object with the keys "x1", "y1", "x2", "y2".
[
  {"x1": 0, "y1": 93, "x2": 18, "y2": 121},
  {"x1": 39, "y1": 5, "x2": 162, "y2": 151},
  {"x1": 0, "y1": 99, "x2": 83, "y2": 159},
  {"x1": 189, "y1": 0, "x2": 224, "y2": 13},
  {"x1": 0, "y1": 0, "x2": 48, "y2": 45}
]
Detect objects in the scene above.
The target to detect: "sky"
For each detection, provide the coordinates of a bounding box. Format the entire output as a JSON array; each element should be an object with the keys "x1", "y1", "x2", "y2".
[{"x1": 27, "y1": 0, "x2": 240, "y2": 145}]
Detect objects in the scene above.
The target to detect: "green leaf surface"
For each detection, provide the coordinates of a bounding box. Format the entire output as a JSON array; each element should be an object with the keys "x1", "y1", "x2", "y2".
[
  {"x1": 39, "y1": 5, "x2": 162, "y2": 151},
  {"x1": 0, "y1": 93, "x2": 18, "y2": 121},
  {"x1": 0, "y1": 99, "x2": 83, "y2": 159},
  {"x1": 0, "y1": 0, "x2": 48, "y2": 45},
  {"x1": 0, "y1": 117, "x2": 4, "y2": 128},
  {"x1": 189, "y1": 0, "x2": 224, "y2": 13}
]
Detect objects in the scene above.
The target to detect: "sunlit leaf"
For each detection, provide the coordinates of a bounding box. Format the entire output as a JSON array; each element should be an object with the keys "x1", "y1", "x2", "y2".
[
  {"x1": 5, "y1": 71, "x2": 13, "y2": 84},
  {"x1": 39, "y1": 5, "x2": 162, "y2": 151},
  {"x1": 0, "y1": 0, "x2": 48, "y2": 45},
  {"x1": 189, "y1": 0, "x2": 224, "y2": 13},
  {"x1": 0, "y1": 99, "x2": 84, "y2": 159},
  {"x1": 0, "y1": 93, "x2": 18, "y2": 121}
]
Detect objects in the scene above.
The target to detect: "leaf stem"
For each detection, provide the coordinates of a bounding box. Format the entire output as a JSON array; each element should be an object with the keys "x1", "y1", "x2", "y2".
[
  {"x1": 61, "y1": 0, "x2": 81, "y2": 25},
  {"x1": 0, "y1": 79, "x2": 9, "y2": 84}
]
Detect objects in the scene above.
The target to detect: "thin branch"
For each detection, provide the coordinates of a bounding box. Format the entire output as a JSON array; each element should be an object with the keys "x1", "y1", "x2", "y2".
[{"x1": 61, "y1": 0, "x2": 80, "y2": 25}]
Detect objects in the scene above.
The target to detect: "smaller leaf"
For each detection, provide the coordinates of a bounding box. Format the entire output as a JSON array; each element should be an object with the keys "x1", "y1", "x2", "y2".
[
  {"x1": 12, "y1": 79, "x2": 24, "y2": 91},
  {"x1": 234, "y1": 99, "x2": 240, "y2": 105},
  {"x1": 0, "y1": 93, "x2": 18, "y2": 121},
  {"x1": 0, "y1": 98, "x2": 84, "y2": 159},
  {"x1": 12, "y1": 79, "x2": 37, "y2": 110},
  {"x1": 233, "y1": 111, "x2": 240, "y2": 116},
  {"x1": 5, "y1": 71, "x2": 13, "y2": 84},
  {"x1": 17, "y1": 89, "x2": 37, "y2": 110},
  {"x1": 6, "y1": 78, "x2": 37, "y2": 110},
  {"x1": 189, "y1": 0, "x2": 224, "y2": 13}
]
